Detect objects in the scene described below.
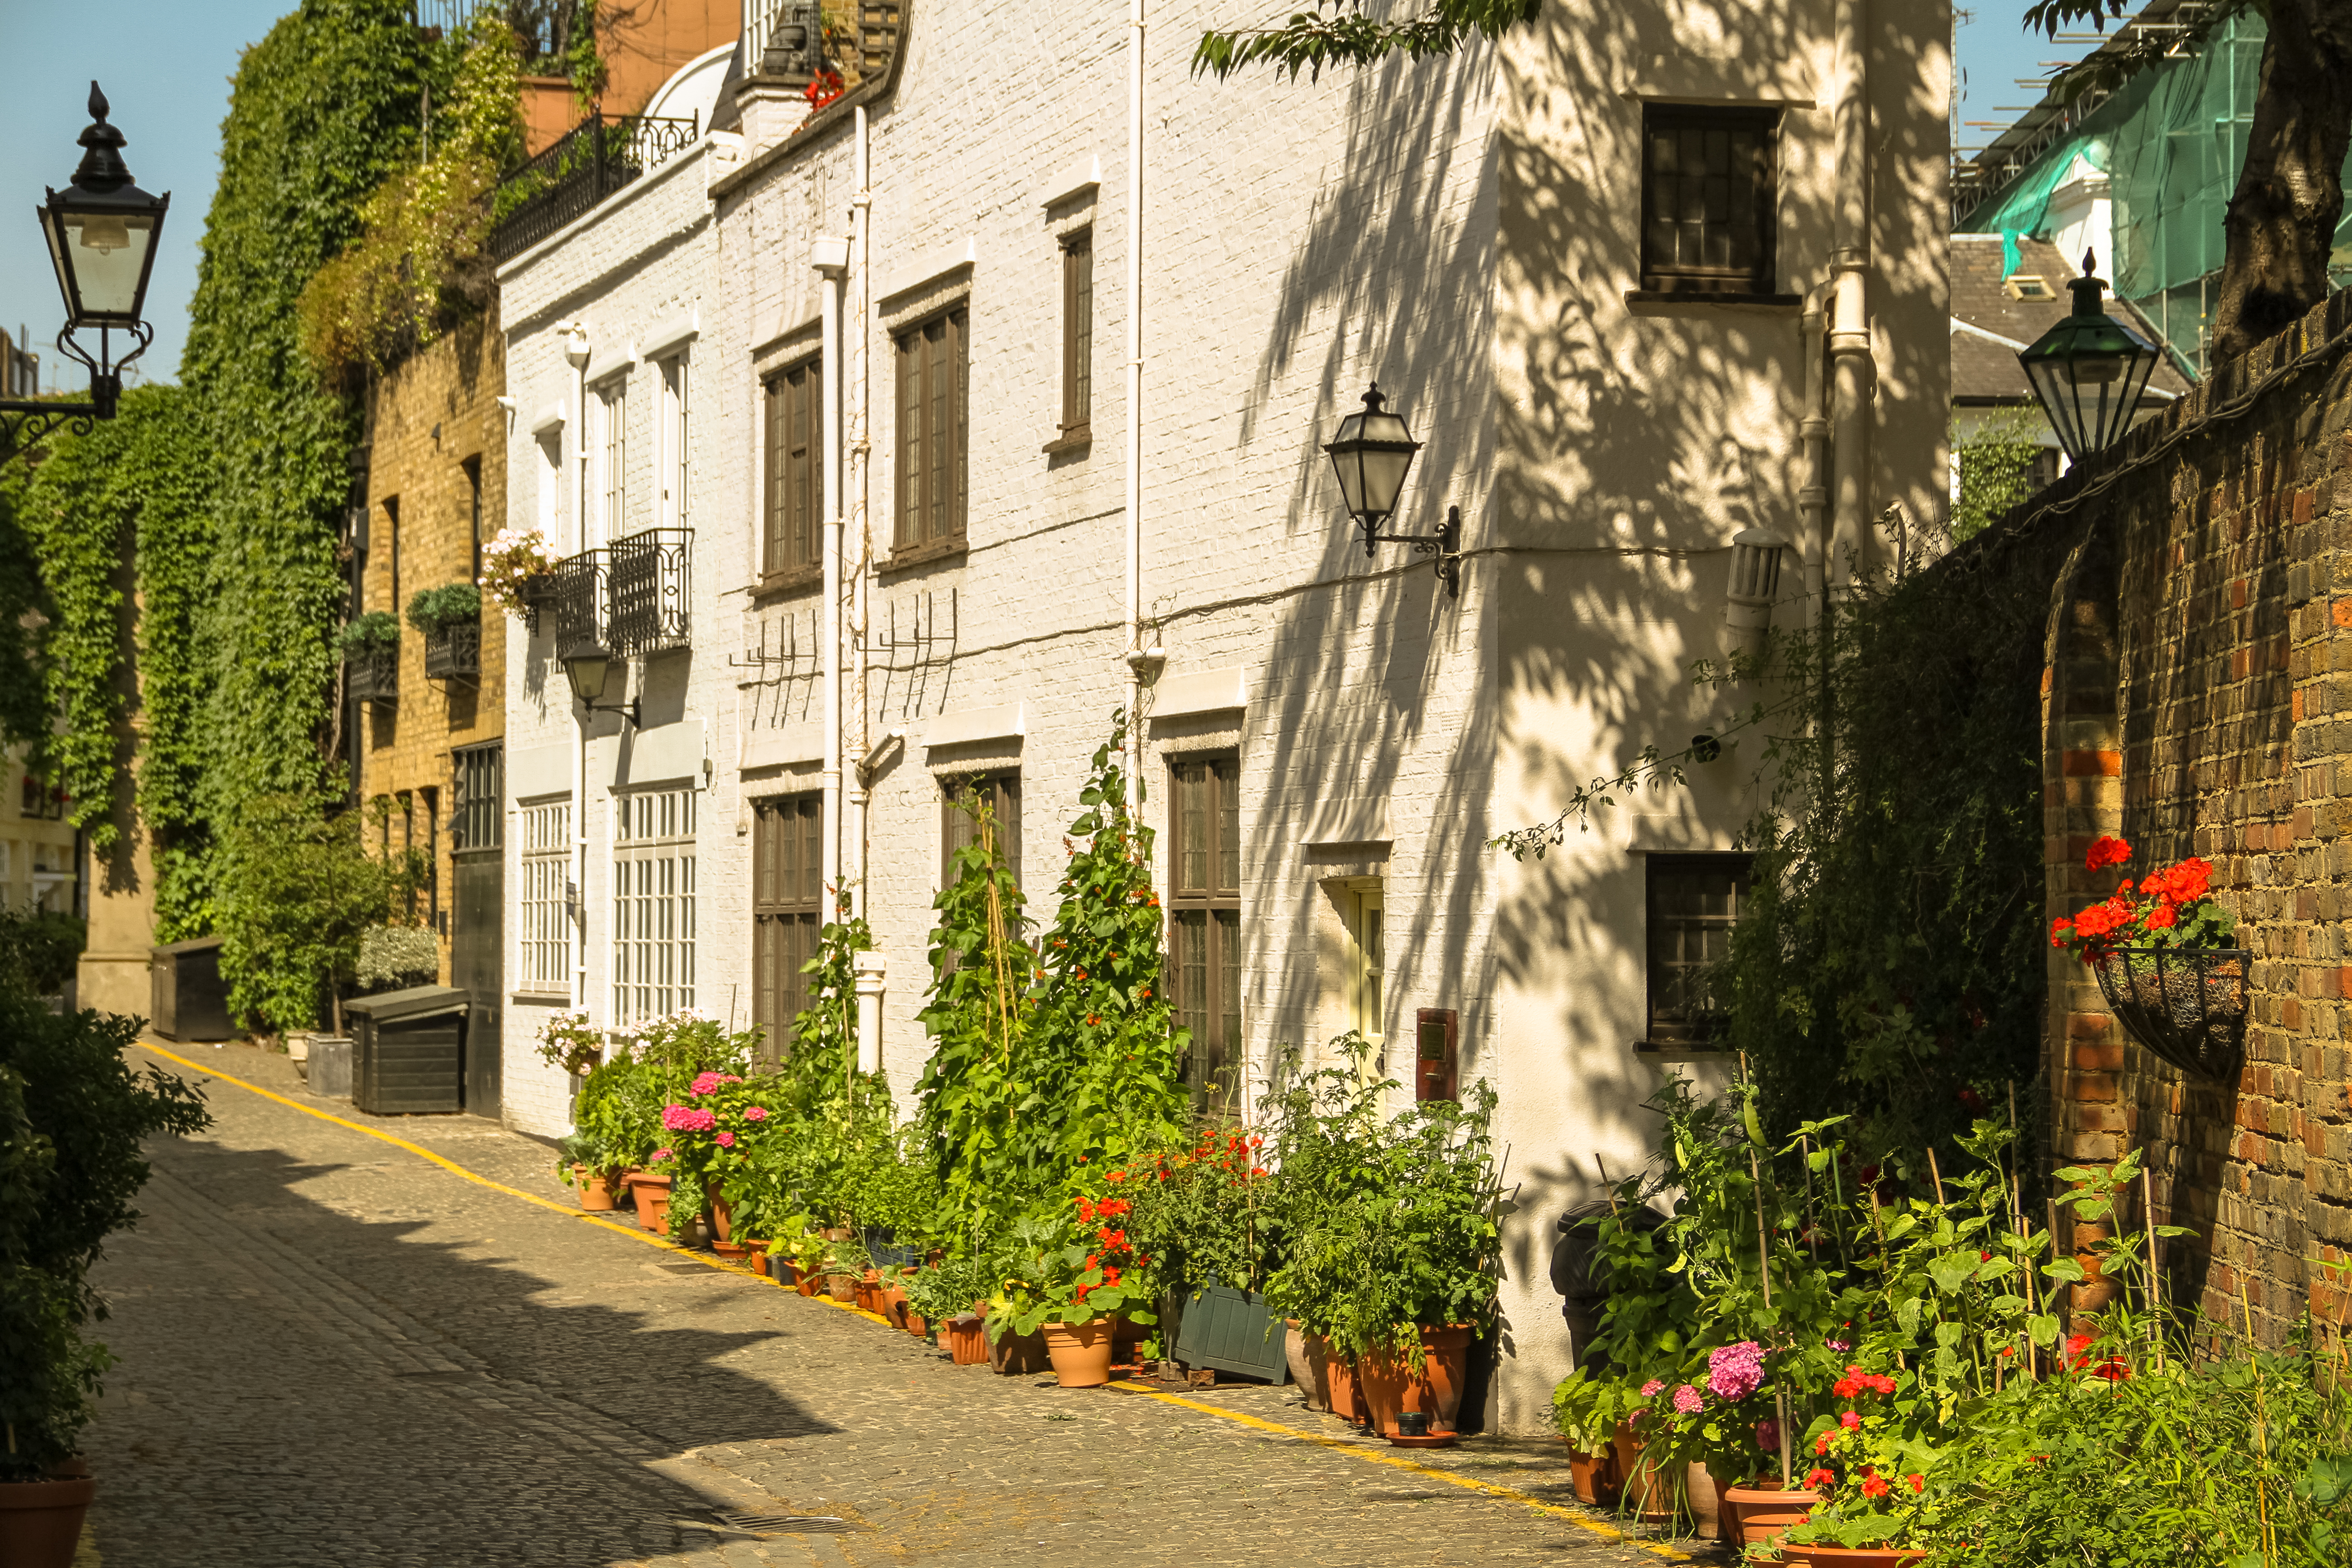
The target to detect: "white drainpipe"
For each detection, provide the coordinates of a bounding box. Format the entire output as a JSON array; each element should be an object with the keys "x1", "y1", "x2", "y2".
[
  {"x1": 559, "y1": 322, "x2": 593, "y2": 1018},
  {"x1": 1122, "y1": 0, "x2": 1146, "y2": 813},
  {"x1": 1828, "y1": 0, "x2": 1874, "y2": 591},
  {"x1": 814, "y1": 237, "x2": 849, "y2": 909},
  {"x1": 848, "y1": 105, "x2": 873, "y2": 921},
  {"x1": 1797, "y1": 286, "x2": 1830, "y2": 618}
]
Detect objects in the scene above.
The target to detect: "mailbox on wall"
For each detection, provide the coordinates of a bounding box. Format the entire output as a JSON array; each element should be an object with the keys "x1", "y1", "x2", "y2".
[{"x1": 1415, "y1": 1008, "x2": 1458, "y2": 1102}]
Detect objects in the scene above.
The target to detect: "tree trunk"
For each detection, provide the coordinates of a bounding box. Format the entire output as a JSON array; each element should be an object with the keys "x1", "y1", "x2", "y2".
[{"x1": 2211, "y1": 0, "x2": 2352, "y2": 363}]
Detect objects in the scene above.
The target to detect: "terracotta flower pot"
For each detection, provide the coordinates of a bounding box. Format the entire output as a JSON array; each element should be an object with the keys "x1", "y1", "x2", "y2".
[
  {"x1": 795, "y1": 1267, "x2": 819, "y2": 1297},
  {"x1": 572, "y1": 1165, "x2": 618, "y2": 1211},
  {"x1": 1326, "y1": 1352, "x2": 1365, "y2": 1424},
  {"x1": 1782, "y1": 1547, "x2": 1926, "y2": 1568},
  {"x1": 1686, "y1": 1461, "x2": 1724, "y2": 1540},
  {"x1": 626, "y1": 1171, "x2": 673, "y2": 1234},
  {"x1": 1042, "y1": 1319, "x2": 1117, "y2": 1388},
  {"x1": 712, "y1": 1239, "x2": 751, "y2": 1262},
  {"x1": 709, "y1": 1197, "x2": 734, "y2": 1243},
  {"x1": 1722, "y1": 1479, "x2": 1823, "y2": 1549},
  {"x1": 748, "y1": 1248, "x2": 773, "y2": 1279},
  {"x1": 1610, "y1": 1424, "x2": 1674, "y2": 1524},
  {"x1": 1285, "y1": 1319, "x2": 1330, "y2": 1411},
  {"x1": 905, "y1": 1310, "x2": 928, "y2": 1337},
  {"x1": 987, "y1": 1321, "x2": 1050, "y2": 1376},
  {"x1": 854, "y1": 1271, "x2": 885, "y2": 1315},
  {"x1": 944, "y1": 1315, "x2": 990, "y2": 1366},
  {"x1": 1568, "y1": 1446, "x2": 1623, "y2": 1505},
  {"x1": 1356, "y1": 1326, "x2": 1474, "y2": 1436},
  {"x1": 1415, "y1": 1324, "x2": 1474, "y2": 1431},
  {"x1": 0, "y1": 1470, "x2": 98, "y2": 1568},
  {"x1": 879, "y1": 1284, "x2": 910, "y2": 1329},
  {"x1": 827, "y1": 1272, "x2": 859, "y2": 1303}
]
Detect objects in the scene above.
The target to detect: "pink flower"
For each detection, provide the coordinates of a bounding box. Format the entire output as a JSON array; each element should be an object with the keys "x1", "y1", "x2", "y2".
[
  {"x1": 715, "y1": 1132, "x2": 735, "y2": 1148},
  {"x1": 744, "y1": 1106, "x2": 769, "y2": 1122},
  {"x1": 1707, "y1": 1340, "x2": 1766, "y2": 1402},
  {"x1": 661, "y1": 1103, "x2": 716, "y2": 1133},
  {"x1": 689, "y1": 1071, "x2": 722, "y2": 1097},
  {"x1": 652, "y1": 1147, "x2": 672, "y2": 1161},
  {"x1": 1672, "y1": 1384, "x2": 1704, "y2": 1414},
  {"x1": 1755, "y1": 1419, "x2": 1781, "y2": 1453},
  {"x1": 1639, "y1": 1379, "x2": 1665, "y2": 1397},
  {"x1": 1839, "y1": 1411, "x2": 1861, "y2": 1431}
]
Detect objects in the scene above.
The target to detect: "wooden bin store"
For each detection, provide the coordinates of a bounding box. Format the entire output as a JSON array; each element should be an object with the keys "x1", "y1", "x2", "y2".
[{"x1": 343, "y1": 985, "x2": 470, "y2": 1115}]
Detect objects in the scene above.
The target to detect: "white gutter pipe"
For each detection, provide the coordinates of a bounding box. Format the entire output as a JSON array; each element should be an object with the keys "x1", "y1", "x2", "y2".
[
  {"x1": 559, "y1": 321, "x2": 593, "y2": 1016},
  {"x1": 814, "y1": 238, "x2": 849, "y2": 912},
  {"x1": 848, "y1": 106, "x2": 873, "y2": 922},
  {"x1": 1797, "y1": 286, "x2": 1831, "y2": 621},
  {"x1": 1828, "y1": 0, "x2": 1874, "y2": 591},
  {"x1": 1123, "y1": 0, "x2": 1146, "y2": 815}
]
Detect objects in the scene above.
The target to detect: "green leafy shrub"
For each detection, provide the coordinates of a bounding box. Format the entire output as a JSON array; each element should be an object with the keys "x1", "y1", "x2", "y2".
[
  {"x1": 354, "y1": 924, "x2": 439, "y2": 992},
  {"x1": 0, "y1": 911, "x2": 87, "y2": 997},
  {"x1": 336, "y1": 612, "x2": 401, "y2": 655},
  {"x1": 215, "y1": 793, "x2": 406, "y2": 1032},
  {"x1": 403, "y1": 582, "x2": 482, "y2": 634}
]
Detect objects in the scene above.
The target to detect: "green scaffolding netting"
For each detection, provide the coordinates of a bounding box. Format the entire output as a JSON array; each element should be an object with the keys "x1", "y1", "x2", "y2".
[{"x1": 1959, "y1": 14, "x2": 2352, "y2": 375}]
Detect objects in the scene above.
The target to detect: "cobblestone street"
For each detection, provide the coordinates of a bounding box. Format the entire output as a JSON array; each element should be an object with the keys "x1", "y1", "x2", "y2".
[{"x1": 78, "y1": 1041, "x2": 1695, "y2": 1568}]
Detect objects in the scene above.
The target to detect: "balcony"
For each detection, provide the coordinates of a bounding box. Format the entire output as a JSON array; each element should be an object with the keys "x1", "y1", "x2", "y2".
[
  {"x1": 423, "y1": 618, "x2": 482, "y2": 685},
  {"x1": 548, "y1": 549, "x2": 608, "y2": 660},
  {"x1": 347, "y1": 647, "x2": 398, "y2": 707},
  {"x1": 489, "y1": 112, "x2": 701, "y2": 262},
  {"x1": 607, "y1": 528, "x2": 692, "y2": 655}
]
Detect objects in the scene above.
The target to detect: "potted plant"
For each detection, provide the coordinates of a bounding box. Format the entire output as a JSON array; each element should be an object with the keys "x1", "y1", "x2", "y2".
[
  {"x1": 407, "y1": 582, "x2": 483, "y2": 680},
  {"x1": 824, "y1": 1233, "x2": 872, "y2": 1303},
  {"x1": 906, "y1": 1252, "x2": 995, "y2": 1363},
  {"x1": 2053, "y1": 836, "x2": 2248, "y2": 1079},
  {"x1": 1775, "y1": 1361, "x2": 1937, "y2": 1567},
  {"x1": 477, "y1": 525, "x2": 563, "y2": 618},
  {"x1": 554, "y1": 1133, "x2": 618, "y2": 1211},
  {"x1": 337, "y1": 611, "x2": 401, "y2": 704},
  {"x1": 987, "y1": 1197, "x2": 1154, "y2": 1388}
]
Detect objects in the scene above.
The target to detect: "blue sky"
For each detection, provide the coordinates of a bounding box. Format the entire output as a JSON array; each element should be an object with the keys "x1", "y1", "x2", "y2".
[{"x1": 0, "y1": 0, "x2": 2065, "y2": 392}]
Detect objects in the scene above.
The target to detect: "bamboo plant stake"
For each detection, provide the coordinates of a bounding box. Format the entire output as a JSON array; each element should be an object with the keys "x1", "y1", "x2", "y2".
[
  {"x1": 2142, "y1": 1163, "x2": 2165, "y2": 1370},
  {"x1": 1738, "y1": 1053, "x2": 1793, "y2": 1485}
]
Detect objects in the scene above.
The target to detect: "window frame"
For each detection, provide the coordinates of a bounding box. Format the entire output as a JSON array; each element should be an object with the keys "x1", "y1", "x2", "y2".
[
  {"x1": 1642, "y1": 851, "x2": 1752, "y2": 1049},
  {"x1": 1058, "y1": 229, "x2": 1093, "y2": 444},
  {"x1": 517, "y1": 796, "x2": 572, "y2": 997},
  {"x1": 611, "y1": 785, "x2": 697, "y2": 1028},
  {"x1": 763, "y1": 355, "x2": 823, "y2": 584},
  {"x1": 1636, "y1": 103, "x2": 1782, "y2": 297},
  {"x1": 893, "y1": 305, "x2": 969, "y2": 554},
  {"x1": 462, "y1": 456, "x2": 484, "y2": 581},
  {"x1": 751, "y1": 792, "x2": 824, "y2": 1063},
  {"x1": 1167, "y1": 754, "x2": 1242, "y2": 1115},
  {"x1": 595, "y1": 374, "x2": 628, "y2": 547},
  {"x1": 657, "y1": 353, "x2": 689, "y2": 532},
  {"x1": 940, "y1": 772, "x2": 1020, "y2": 892}
]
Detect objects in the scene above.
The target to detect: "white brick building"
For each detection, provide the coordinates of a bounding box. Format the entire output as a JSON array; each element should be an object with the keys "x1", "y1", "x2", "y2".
[{"x1": 494, "y1": 0, "x2": 1950, "y2": 1431}]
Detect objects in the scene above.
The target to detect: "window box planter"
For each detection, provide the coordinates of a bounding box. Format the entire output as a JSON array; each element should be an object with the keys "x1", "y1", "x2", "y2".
[
  {"x1": 346, "y1": 646, "x2": 398, "y2": 706},
  {"x1": 2089, "y1": 945, "x2": 2250, "y2": 1081},
  {"x1": 1170, "y1": 1281, "x2": 1289, "y2": 1383},
  {"x1": 422, "y1": 618, "x2": 481, "y2": 683}
]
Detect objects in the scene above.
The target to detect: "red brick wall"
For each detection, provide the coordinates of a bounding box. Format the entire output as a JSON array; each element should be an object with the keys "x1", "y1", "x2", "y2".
[{"x1": 2029, "y1": 289, "x2": 2352, "y2": 1341}]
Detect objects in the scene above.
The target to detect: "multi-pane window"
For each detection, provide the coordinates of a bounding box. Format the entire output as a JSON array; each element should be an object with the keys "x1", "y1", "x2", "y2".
[
  {"x1": 659, "y1": 355, "x2": 689, "y2": 529},
  {"x1": 1168, "y1": 756, "x2": 1241, "y2": 1114},
  {"x1": 1060, "y1": 230, "x2": 1093, "y2": 439},
  {"x1": 894, "y1": 307, "x2": 967, "y2": 549},
  {"x1": 752, "y1": 793, "x2": 823, "y2": 1063},
  {"x1": 1645, "y1": 854, "x2": 1750, "y2": 1046},
  {"x1": 1349, "y1": 886, "x2": 1384, "y2": 1053},
  {"x1": 613, "y1": 787, "x2": 696, "y2": 1026},
  {"x1": 463, "y1": 456, "x2": 484, "y2": 579},
  {"x1": 764, "y1": 358, "x2": 821, "y2": 577},
  {"x1": 941, "y1": 773, "x2": 1020, "y2": 890},
  {"x1": 519, "y1": 799, "x2": 571, "y2": 993},
  {"x1": 452, "y1": 742, "x2": 502, "y2": 852},
  {"x1": 1638, "y1": 105, "x2": 1780, "y2": 295},
  {"x1": 598, "y1": 377, "x2": 627, "y2": 544}
]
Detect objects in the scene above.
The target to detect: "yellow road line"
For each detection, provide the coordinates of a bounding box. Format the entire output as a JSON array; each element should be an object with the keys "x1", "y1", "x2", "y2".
[{"x1": 1106, "y1": 1382, "x2": 1691, "y2": 1560}]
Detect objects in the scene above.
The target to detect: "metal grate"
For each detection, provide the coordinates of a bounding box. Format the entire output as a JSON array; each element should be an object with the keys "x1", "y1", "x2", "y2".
[
  {"x1": 606, "y1": 527, "x2": 692, "y2": 655},
  {"x1": 711, "y1": 1511, "x2": 862, "y2": 1535}
]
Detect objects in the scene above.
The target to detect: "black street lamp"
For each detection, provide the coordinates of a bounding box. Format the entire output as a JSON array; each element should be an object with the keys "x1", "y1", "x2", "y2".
[
  {"x1": 561, "y1": 642, "x2": 642, "y2": 728},
  {"x1": 1322, "y1": 382, "x2": 1462, "y2": 598},
  {"x1": 4, "y1": 83, "x2": 170, "y2": 461},
  {"x1": 2016, "y1": 250, "x2": 2161, "y2": 463}
]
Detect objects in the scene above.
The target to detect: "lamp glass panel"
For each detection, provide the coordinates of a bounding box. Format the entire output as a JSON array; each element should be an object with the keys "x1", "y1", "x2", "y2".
[
  {"x1": 565, "y1": 651, "x2": 611, "y2": 704},
  {"x1": 1329, "y1": 446, "x2": 1367, "y2": 515},
  {"x1": 2024, "y1": 357, "x2": 2088, "y2": 460},
  {"x1": 55, "y1": 210, "x2": 154, "y2": 321},
  {"x1": 1357, "y1": 446, "x2": 1414, "y2": 518}
]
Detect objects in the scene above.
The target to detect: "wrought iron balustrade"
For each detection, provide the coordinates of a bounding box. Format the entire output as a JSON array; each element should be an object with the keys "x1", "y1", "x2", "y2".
[
  {"x1": 346, "y1": 646, "x2": 399, "y2": 706},
  {"x1": 490, "y1": 112, "x2": 700, "y2": 261},
  {"x1": 422, "y1": 618, "x2": 482, "y2": 683},
  {"x1": 606, "y1": 528, "x2": 692, "y2": 655},
  {"x1": 549, "y1": 549, "x2": 609, "y2": 660}
]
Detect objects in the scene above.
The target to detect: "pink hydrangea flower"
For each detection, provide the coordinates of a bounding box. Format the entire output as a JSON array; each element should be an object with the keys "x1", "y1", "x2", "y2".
[
  {"x1": 1707, "y1": 1340, "x2": 1766, "y2": 1402},
  {"x1": 690, "y1": 1071, "x2": 723, "y2": 1097},
  {"x1": 1639, "y1": 1379, "x2": 1665, "y2": 1397},
  {"x1": 661, "y1": 1103, "x2": 716, "y2": 1133},
  {"x1": 715, "y1": 1131, "x2": 735, "y2": 1148},
  {"x1": 1672, "y1": 1384, "x2": 1705, "y2": 1415},
  {"x1": 744, "y1": 1106, "x2": 769, "y2": 1122},
  {"x1": 651, "y1": 1147, "x2": 672, "y2": 1161}
]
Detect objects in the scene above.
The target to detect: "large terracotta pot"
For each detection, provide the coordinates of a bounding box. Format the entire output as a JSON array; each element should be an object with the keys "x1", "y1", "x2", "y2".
[
  {"x1": 1568, "y1": 1446, "x2": 1623, "y2": 1505},
  {"x1": 626, "y1": 1171, "x2": 673, "y2": 1234},
  {"x1": 1722, "y1": 1478, "x2": 1823, "y2": 1549},
  {"x1": 1285, "y1": 1319, "x2": 1329, "y2": 1411},
  {"x1": 1781, "y1": 1547, "x2": 1926, "y2": 1568},
  {"x1": 0, "y1": 1470, "x2": 97, "y2": 1568},
  {"x1": 1609, "y1": 1424, "x2": 1674, "y2": 1524},
  {"x1": 944, "y1": 1315, "x2": 990, "y2": 1366},
  {"x1": 826, "y1": 1272, "x2": 859, "y2": 1303},
  {"x1": 879, "y1": 1283, "x2": 910, "y2": 1329},
  {"x1": 1415, "y1": 1324, "x2": 1474, "y2": 1431},
  {"x1": 1327, "y1": 1352, "x2": 1365, "y2": 1425},
  {"x1": 988, "y1": 1321, "x2": 1050, "y2": 1376},
  {"x1": 1685, "y1": 1461, "x2": 1724, "y2": 1540},
  {"x1": 572, "y1": 1165, "x2": 618, "y2": 1211},
  {"x1": 709, "y1": 1197, "x2": 734, "y2": 1243},
  {"x1": 854, "y1": 1271, "x2": 886, "y2": 1316},
  {"x1": 1042, "y1": 1320, "x2": 1117, "y2": 1387},
  {"x1": 1357, "y1": 1326, "x2": 1475, "y2": 1436}
]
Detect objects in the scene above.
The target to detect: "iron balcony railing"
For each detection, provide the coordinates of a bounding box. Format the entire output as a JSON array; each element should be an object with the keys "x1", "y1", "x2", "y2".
[
  {"x1": 548, "y1": 548, "x2": 609, "y2": 661},
  {"x1": 607, "y1": 528, "x2": 692, "y2": 655},
  {"x1": 490, "y1": 112, "x2": 700, "y2": 261},
  {"x1": 422, "y1": 618, "x2": 482, "y2": 683},
  {"x1": 346, "y1": 646, "x2": 399, "y2": 707}
]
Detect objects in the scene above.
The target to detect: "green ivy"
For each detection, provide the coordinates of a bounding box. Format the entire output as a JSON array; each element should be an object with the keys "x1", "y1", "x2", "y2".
[{"x1": 1952, "y1": 409, "x2": 2053, "y2": 545}]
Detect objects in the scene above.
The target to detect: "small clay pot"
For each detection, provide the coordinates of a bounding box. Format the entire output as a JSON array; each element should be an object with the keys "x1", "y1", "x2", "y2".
[
  {"x1": 1042, "y1": 1319, "x2": 1116, "y2": 1388},
  {"x1": 625, "y1": 1171, "x2": 673, "y2": 1235},
  {"x1": 573, "y1": 1165, "x2": 618, "y2": 1211}
]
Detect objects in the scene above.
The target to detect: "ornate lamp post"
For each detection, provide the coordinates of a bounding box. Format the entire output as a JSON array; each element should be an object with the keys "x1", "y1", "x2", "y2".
[
  {"x1": 3, "y1": 83, "x2": 170, "y2": 461},
  {"x1": 1322, "y1": 382, "x2": 1463, "y2": 598},
  {"x1": 2016, "y1": 250, "x2": 2161, "y2": 463}
]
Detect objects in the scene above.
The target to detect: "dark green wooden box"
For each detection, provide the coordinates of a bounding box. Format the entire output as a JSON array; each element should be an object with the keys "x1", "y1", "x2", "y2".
[
  {"x1": 345, "y1": 985, "x2": 469, "y2": 1115},
  {"x1": 1172, "y1": 1283, "x2": 1289, "y2": 1382}
]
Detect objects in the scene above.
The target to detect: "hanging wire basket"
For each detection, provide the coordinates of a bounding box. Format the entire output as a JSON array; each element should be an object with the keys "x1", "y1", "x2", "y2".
[{"x1": 2087, "y1": 946, "x2": 2251, "y2": 1082}]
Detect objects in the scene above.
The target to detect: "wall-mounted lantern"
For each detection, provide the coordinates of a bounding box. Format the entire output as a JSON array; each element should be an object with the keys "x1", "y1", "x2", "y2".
[
  {"x1": 1322, "y1": 382, "x2": 1462, "y2": 598},
  {"x1": 2016, "y1": 250, "x2": 2161, "y2": 462},
  {"x1": 561, "y1": 642, "x2": 642, "y2": 728}
]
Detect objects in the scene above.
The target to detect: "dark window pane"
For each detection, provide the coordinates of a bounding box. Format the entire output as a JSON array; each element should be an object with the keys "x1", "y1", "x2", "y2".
[{"x1": 1646, "y1": 855, "x2": 1749, "y2": 1044}]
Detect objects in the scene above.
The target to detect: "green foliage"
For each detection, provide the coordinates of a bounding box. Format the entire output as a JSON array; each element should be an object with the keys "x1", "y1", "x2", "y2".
[
  {"x1": 404, "y1": 581, "x2": 482, "y2": 633},
  {"x1": 0, "y1": 985, "x2": 208, "y2": 1479},
  {"x1": 902, "y1": 1250, "x2": 993, "y2": 1325},
  {"x1": 1951, "y1": 408, "x2": 2053, "y2": 544},
  {"x1": 1195, "y1": 0, "x2": 1540, "y2": 81},
  {"x1": 215, "y1": 793, "x2": 403, "y2": 1032},
  {"x1": 0, "y1": 911, "x2": 88, "y2": 998},
  {"x1": 1114, "y1": 1120, "x2": 1277, "y2": 1294},
  {"x1": 0, "y1": 483, "x2": 49, "y2": 754},
  {"x1": 338, "y1": 611, "x2": 402, "y2": 655},
  {"x1": 354, "y1": 924, "x2": 439, "y2": 992}
]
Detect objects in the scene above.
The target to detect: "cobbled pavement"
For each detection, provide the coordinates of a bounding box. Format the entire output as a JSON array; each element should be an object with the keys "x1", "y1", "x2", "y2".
[{"x1": 76, "y1": 1040, "x2": 1710, "y2": 1568}]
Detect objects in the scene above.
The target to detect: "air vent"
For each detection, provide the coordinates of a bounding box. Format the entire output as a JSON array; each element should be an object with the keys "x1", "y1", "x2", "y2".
[{"x1": 2004, "y1": 274, "x2": 2054, "y2": 300}]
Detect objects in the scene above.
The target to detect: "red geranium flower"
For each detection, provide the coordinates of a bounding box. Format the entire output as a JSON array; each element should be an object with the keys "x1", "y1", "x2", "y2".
[
  {"x1": 1861, "y1": 1471, "x2": 1890, "y2": 1501},
  {"x1": 2085, "y1": 835, "x2": 2132, "y2": 872}
]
